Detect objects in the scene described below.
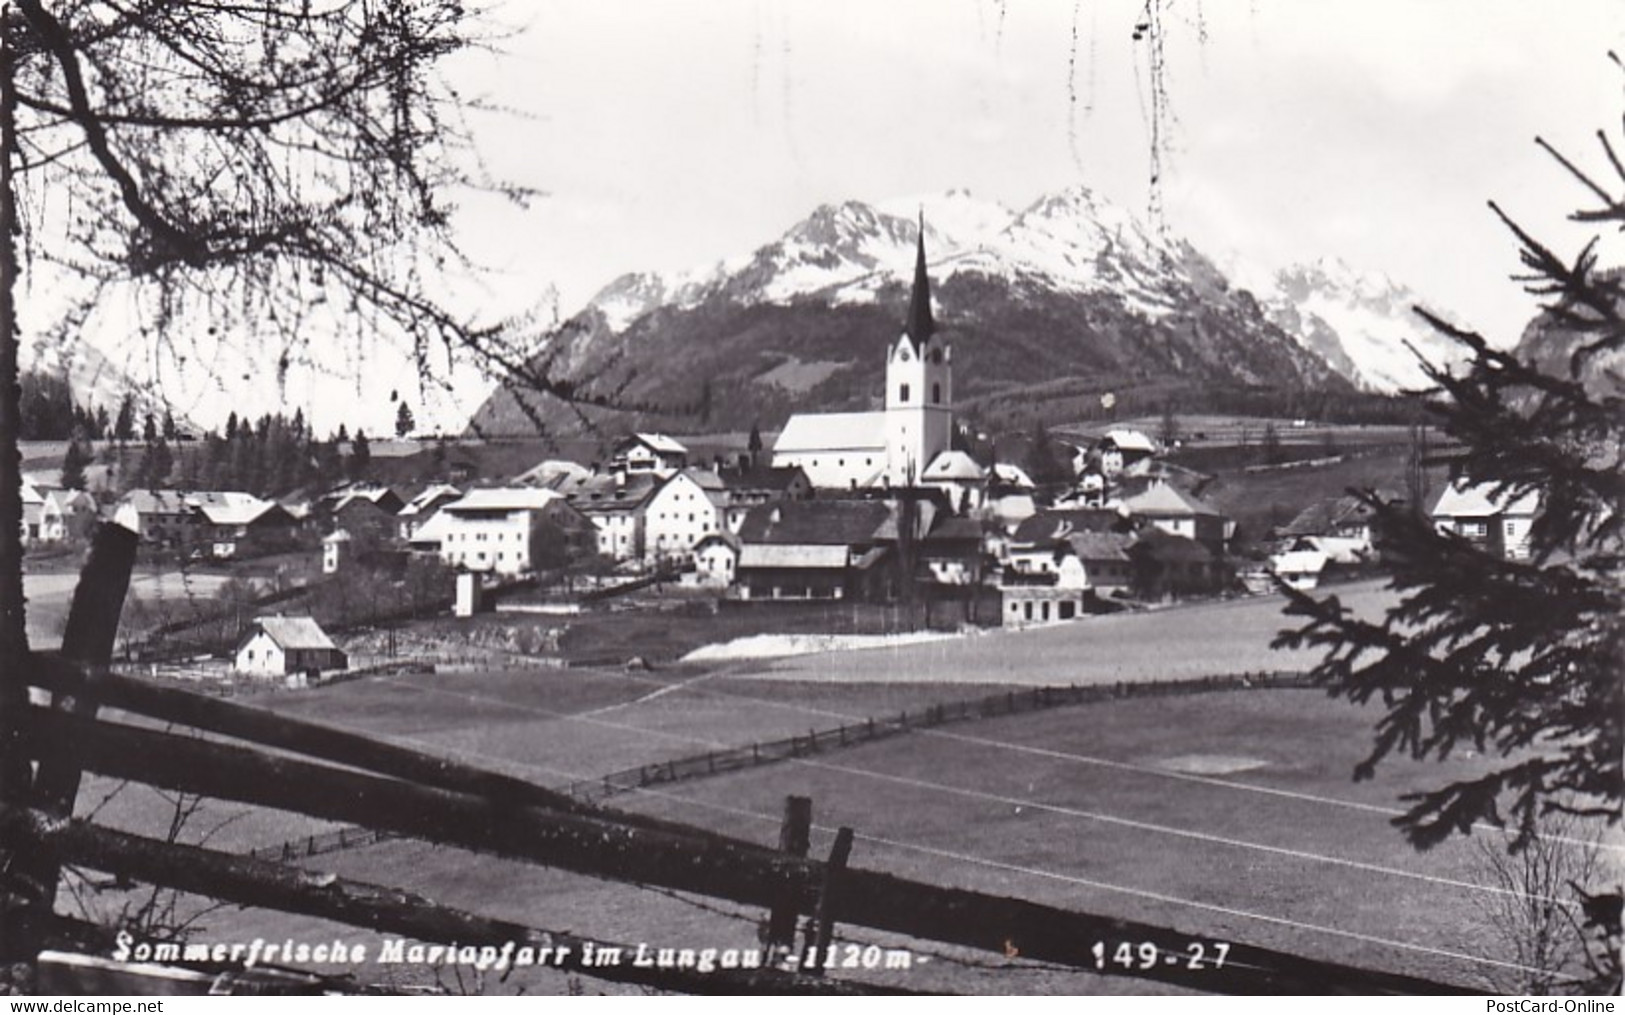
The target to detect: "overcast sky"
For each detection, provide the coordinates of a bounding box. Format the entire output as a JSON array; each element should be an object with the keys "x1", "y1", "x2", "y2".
[{"x1": 447, "y1": 0, "x2": 1624, "y2": 345}]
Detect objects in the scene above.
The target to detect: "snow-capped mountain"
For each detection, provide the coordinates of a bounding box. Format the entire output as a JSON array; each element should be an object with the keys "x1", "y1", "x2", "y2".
[
  {"x1": 1248, "y1": 257, "x2": 1472, "y2": 394},
  {"x1": 470, "y1": 184, "x2": 1354, "y2": 436}
]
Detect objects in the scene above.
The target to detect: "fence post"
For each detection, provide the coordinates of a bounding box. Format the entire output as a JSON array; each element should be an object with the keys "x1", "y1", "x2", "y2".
[
  {"x1": 762, "y1": 795, "x2": 812, "y2": 965},
  {"x1": 804, "y1": 826, "x2": 855, "y2": 977},
  {"x1": 6, "y1": 522, "x2": 137, "y2": 958}
]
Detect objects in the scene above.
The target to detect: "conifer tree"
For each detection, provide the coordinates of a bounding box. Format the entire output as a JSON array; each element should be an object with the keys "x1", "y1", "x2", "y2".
[
  {"x1": 1275, "y1": 74, "x2": 1623, "y2": 993},
  {"x1": 58, "y1": 435, "x2": 87, "y2": 491}
]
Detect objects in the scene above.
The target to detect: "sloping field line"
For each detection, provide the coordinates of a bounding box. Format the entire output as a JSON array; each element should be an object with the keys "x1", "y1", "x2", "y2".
[
  {"x1": 556, "y1": 671, "x2": 1317, "y2": 803},
  {"x1": 231, "y1": 693, "x2": 1572, "y2": 986},
  {"x1": 243, "y1": 673, "x2": 1306, "y2": 864}
]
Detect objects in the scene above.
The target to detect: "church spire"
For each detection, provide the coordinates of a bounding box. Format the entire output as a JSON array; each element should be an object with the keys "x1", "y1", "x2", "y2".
[{"x1": 904, "y1": 212, "x2": 934, "y2": 348}]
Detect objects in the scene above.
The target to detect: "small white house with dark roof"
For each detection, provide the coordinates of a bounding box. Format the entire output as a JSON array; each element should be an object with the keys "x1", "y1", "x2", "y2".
[
  {"x1": 611, "y1": 433, "x2": 689, "y2": 477},
  {"x1": 1431, "y1": 479, "x2": 1541, "y2": 560},
  {"x1": 234, "y1": 615, "x2": 347, "y2": 677}
]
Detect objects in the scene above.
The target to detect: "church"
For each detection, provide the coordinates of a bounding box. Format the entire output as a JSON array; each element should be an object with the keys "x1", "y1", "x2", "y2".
[{"x1": 771, "y1": 222, "x2": 954, "y2": 489}]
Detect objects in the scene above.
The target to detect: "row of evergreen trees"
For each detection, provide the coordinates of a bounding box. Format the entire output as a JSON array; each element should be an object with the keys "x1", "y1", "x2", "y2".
[{"x1": 86, "y1": 411, "x2": 376, "y2": 498}]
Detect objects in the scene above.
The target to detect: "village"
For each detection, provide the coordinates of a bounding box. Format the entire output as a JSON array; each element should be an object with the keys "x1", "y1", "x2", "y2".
[{"x1": 17, "y1": 233, "x2": 1538, "y2": 690}]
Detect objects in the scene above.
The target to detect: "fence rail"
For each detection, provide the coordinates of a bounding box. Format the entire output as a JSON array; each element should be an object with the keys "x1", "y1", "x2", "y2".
[{"x1": 561, "y1": 671, "x2": 1316, "y2": 802}]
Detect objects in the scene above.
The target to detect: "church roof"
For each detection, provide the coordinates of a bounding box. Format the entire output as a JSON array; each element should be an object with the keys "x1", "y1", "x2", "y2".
[
  {"x1": 773, "y1": 411, "x2": 887, "y2": 453},
  {"x1": 903, "y1": 216, "x2": 935, "y2": 349}
]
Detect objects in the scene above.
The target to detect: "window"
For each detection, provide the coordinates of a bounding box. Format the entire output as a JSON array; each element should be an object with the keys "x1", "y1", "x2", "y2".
[
  {"x1": 899, "y1": 383, "x2": 910, "y2": 403},
  {"x1": 932, "y1": 383, "x2": 941, "y2": 404}
]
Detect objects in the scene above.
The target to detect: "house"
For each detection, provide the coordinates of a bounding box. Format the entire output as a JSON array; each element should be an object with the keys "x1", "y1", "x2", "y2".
[
  {"x1": 321, "y1": 529, "x2": 350, "y2": 574},
  {"x1": 188, "y1": 491, "x2": 295, "y2": 559},
  {"x1": 39, "y1": 489, "x2": 97, "y2": 543},
  {"x1": 713, "y1": 464, "x2": 812, "y2": 532},
  {"x1": 643, "y1": 469, "x2": 728, "y2": 566},
  {"x1": 322, "y1": 483, "x2": 406, "y2": 517},
  {"x1": 1065, "y1": 530, "x2": 1136, "y2": 595},
  {"x1": 1430, "y1": 479, "x2": 1541, "y2": 560},
  {"x1": 395, "y1": 483, "x2": 462, "y2": 541},
  {"x1": 1269, "y1": 547, "x2": 1330, "y2": 591},
  {"x1": 920, "y1": 451, "x2": 987, "y2": 513},
  {"x1": 558, "y1": 471, "x2": 662, "y2": 562},
  {"x1": 998, "y1": 579, "x2": 1089, "y2": 628},
  {"x1": 691, "y1": 532, "x2": 740, "y2": 589},
  {"x1": 1120, "y1": 481, "x2": 1233, "y2": 554},
  {"x1": 1098, "y1": 429, "x2": 1159, "y2": 475},
  {"x1": 917, "y1": 516, "x2": 986, "y2": 587},
  {"x1": 1279, "y1": 491, "x2": 1399, "y2": 560},
  {"x1": 611, "y1": 433, "x2": 689, "y2": 477},
  {"x1": 734, "y1": 499, "x2": 897, "y2": 601},
  {"x1": 512, "y1": 459, "x2": 592, "y2": 489},
  {"x1": 113, "y1": 489, "x2": 197, "y2": 546},
  {"x1": 1005, "y1": 508, "x2": 1133, "y2": 577},
  {"x1": 773, "y1": 222, "x2": 955, "y2": 490},
  {"x1": 234, "y1": 615, "x2": 347, "y2": 677},
  {"x1": 431, "y1": 487, "x2": 594, "y2": 575},
  {"x1": 1127, "y1": 530, "x2": 1231, "y2": 599}
]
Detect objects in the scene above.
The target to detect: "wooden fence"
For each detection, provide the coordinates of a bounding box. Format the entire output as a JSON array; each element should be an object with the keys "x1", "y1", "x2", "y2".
[{"x1": 0, "y1": 523, "x2": 1485, "y2": 995}]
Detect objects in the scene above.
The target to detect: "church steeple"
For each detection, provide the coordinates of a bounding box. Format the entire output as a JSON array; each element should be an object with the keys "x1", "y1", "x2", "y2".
[{"x1": 904, "y1": 213, "x2": 934, "y2": 349}]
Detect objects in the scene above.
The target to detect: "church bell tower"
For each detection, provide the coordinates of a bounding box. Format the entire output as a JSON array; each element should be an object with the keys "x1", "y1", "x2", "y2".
[{"x1": 884, "y1": 216, "x2": 952, "y2": 486}]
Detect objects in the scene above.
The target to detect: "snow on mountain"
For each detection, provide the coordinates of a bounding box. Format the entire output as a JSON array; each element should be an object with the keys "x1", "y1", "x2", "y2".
[{"x1": 1254, "y1": 257, "x2": 1472, "y2": 393}]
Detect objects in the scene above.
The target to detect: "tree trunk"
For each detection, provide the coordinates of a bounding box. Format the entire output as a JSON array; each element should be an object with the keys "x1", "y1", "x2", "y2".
[{"x1": 0, "y1": 17, "x2": 37, "y2": 962}]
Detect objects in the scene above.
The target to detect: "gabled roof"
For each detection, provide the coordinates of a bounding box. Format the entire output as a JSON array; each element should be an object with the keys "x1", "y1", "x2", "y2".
[
  {"x1": 1065, "y1": 530, "x2": 1135, "y2": 562},
  {"x1": 1130, "y1": 529, "x2": 1215, "y2": 563},
  {"x1": 560, "y1": 471, "x2": 661, "y2": 511},
  {"x1": 990, "y1": 462, "x2": 1036, "y2": 489},
  {"x1": 923, "y1": 516, "x2": 985, "y2": 543},
  {"x1": 1431, "y1": 479, "x2": 1540, "y2": 519},
  {"x1": 620, "y1": 432, "x2": 688, "y2": 456},
  {"x1": 1012, "y1": 508, "x2": 1131, "y2": 544},
  {"x1": 1102, "y1": 429, "x2": 1158, "y2": 454},
  {"x1": 121, "y1": 489, "x2": 192, "y2": 515},
  {"x1": 512, "y1": 459, "x2": 591, "y2": 487},
  {"x1": 325, "y1": 484, "x2": 401, "y2": 514},
  {"x1": 44, "y1": 489, "x2": 95, "y2": 513},
  {"x1": 772, "y1": 411, "x2": 887, "y2": 454},
  {"x1": 921, "y1": 451, "x2": 985, "y2": 482},
  {"x1": 399, "y1": 483, "x2": 463, "y2": 517},
  {"x1": 1270, "y1": 548, "x2": 1329, "y2": 575},
  {"x1": 1281, "y1": 492, "x2": 1398, "y2": 537},
  {"x1": 738, "y1": 499, "x2": 893, "y2": 546},
  {"x1": 716, "y1": 464, "x2": 808, "y2": 493},
  {"x1": 1121, "y1": 482, "x2": 1223, "y2": 519},
  {"x1": 188, "y1": 491, "x2": 278, "y2": 526},
  {"x1": 738, "y1": 544, "x2": 850, "y2": 569},
  {"x1": 244, "y1": 614, "x2": 338, "y2": 651},
  {"x1": 444, "y1": 487, "x2": 566, "y2": 513}
]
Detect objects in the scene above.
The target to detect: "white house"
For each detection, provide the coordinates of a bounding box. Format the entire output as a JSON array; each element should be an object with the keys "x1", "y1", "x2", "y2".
[
  {"x1": 38, "y1": 489, "x2": 96, "y2": 543},
  {"x1": 773, "y1": 221, "x2": 954, "y2": 490},
  {"x1": 1431, "y1": 479, "x2": 1541, "y2": 560},
  {"x1": 643, "y1": 469, "x2": 727, "y2": 566},
  {"x1": 692, "y1": 532, "x2": 740, "y2": 588},
  {"x1": 611, "y1": 433, "x2": 689, "y2": 477},
  {"x1": 395, "y1": 483, "x2": 462, "y2": 541},
  {"x1": 1098, "y1": 429, "x2": 1159, "y2": 476},
  {"x1": 434, "y1": 488, "x2": 593, "y2": 575},
  {"x1": 234, "y1": 615, "x2": 347, "y2": 677},
  {"x1": 921, "y1": 451, "x2": 987, "y2": 512}
]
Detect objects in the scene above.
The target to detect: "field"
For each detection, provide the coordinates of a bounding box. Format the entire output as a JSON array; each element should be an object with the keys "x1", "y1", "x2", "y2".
[{"x1": 62, "y1": 584, "x2": 1621, "y2": 995}]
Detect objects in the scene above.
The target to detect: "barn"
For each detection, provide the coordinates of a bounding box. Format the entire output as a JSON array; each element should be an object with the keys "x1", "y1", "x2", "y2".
[{"x1": 234, "y1": 615, "x2": 348, "y2": 677}]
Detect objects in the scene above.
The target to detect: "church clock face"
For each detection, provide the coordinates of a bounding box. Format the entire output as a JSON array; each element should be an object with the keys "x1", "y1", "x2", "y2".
[{"x1": 900, "y1": 348, "x2": 912, "y2": 362}]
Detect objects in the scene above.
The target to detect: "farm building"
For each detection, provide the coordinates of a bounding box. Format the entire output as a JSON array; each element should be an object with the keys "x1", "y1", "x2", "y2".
[
  {"x1": 733, "y1": 499, "x2": 897, "y2": 601},
  {"x1": 611, "y1": 433, "x2": 689, "y2": 477},
  {"x1": 1430, "y1": 479, "x2": 1540, "y2": 560},
  {"x1": 234, "y1": 615, "x2": 348, "y2": 677}
]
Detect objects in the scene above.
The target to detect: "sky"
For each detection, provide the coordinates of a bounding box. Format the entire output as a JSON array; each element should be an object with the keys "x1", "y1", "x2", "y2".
[
  {"x1": 35, "y1": 0, "x2": 1625, "y2": 436},
  {"x1": 447, "y1": 0, "x2": 1624, "y2": 348}
]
